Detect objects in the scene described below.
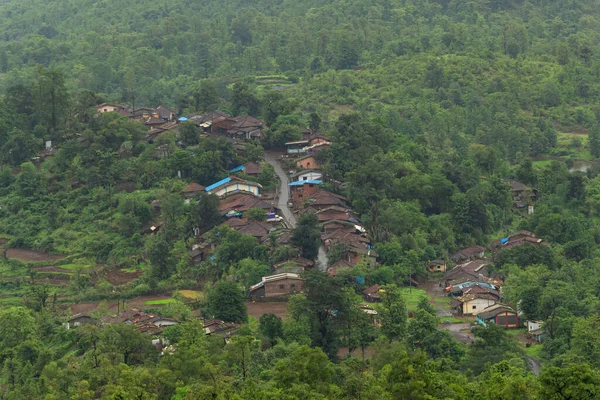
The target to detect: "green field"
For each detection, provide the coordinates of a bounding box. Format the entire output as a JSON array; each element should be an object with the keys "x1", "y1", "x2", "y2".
[
  {"x1": 144, "y1": 298, "x2": 177, "y2": 305},
  {"x1": 59, "y1": 264, "x2": 92, "y2": 271},
  {"x1": 400, "y1": 288, "x2": 428, "y2": 311}
]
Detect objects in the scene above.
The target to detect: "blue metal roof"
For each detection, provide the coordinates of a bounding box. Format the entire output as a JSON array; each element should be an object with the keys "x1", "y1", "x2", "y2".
[
  {"x1": 288, "y1": 180, "x2": 323, "y2": 186},
  {"x1": 230, "y1": 165, "x2": 245, "y2": 173},
  {"x1": 205, "y1": 177, "x2": 232, "y2": 192},
  {"x1": 178, "y1": 117, "x2": 188, "y2": 121}
]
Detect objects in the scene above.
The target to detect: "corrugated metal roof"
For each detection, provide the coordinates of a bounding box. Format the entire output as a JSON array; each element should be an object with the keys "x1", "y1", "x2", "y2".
[
  {"x1": 288, "y1": 180, "x2": 323, "y2": 186},
  {"x1": 230, "y1": 165, "x2": 245, "y2": 173},
  {"x1": 205, "y1": 177, "x2": 232, "y2": 192}
]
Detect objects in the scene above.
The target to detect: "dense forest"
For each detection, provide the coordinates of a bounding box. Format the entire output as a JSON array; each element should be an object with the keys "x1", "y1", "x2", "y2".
[{"x1": 1, "y1": 0, "x2": 600, "y2": 398}]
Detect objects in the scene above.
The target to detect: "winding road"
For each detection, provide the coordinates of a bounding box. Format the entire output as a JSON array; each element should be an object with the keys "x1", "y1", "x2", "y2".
[{"x1": 264, "y1": 151, "x2": 328, "y2": 271}]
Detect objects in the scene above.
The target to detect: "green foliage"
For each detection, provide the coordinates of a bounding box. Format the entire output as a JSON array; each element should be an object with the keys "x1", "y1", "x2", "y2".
[
  {"x1": 205, "y1": 280, "x2": 247, "y2": 323},
  {"x1": 291, "y1": 214, "x2": 320, "y2": 260}
]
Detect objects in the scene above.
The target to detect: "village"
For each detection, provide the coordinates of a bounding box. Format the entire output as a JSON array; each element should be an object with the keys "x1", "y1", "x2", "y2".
[{"x1": 41, "y1": 103, "x2": 551, "y2": 358}]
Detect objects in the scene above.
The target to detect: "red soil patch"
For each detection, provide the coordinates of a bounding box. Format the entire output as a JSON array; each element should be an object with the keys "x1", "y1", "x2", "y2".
[
  {"x1": 6, "y1": 249, "x2": 64, "y2": 262},
  {"x1": 246, "y1": 301, "x2": 288, "y2": 319},
  {"x1": 104, "y1": 268, "x2": 144, "y2": 286}
]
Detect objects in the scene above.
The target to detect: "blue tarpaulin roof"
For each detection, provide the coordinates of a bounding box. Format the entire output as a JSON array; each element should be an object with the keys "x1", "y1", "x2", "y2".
[
  {"x1": 178, "y1": 117, "x2": 188, "y2": 121},
  {"x1": 451, "y1": 281, "x2": 497, "y2": 291},
  {"x1": 230, "y1": 165, "x2": 245, "y2": 173},
  {"x1": 205, "y1": 177, "x2": 232, "y2": 192},
  {"x1": 501, "y1": 237, "x2": 509, "y2": 244},
  {"x1": 288, "y1": 180, "x2": 323, "y2": 186}
]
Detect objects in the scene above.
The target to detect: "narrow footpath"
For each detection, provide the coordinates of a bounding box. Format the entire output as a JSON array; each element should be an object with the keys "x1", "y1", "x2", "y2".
[{"x1": 264, "y1": 151, "x2": 328, "y2": 271}]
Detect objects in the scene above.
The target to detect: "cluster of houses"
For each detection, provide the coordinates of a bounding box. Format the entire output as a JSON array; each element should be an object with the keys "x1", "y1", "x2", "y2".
[
  {"x1": 65, "y1": 309, "x2": 241, "y2": 346},
  {"x1": 435, "y1": 230, "x2": 549, "y2": 339},
  {"x1": 96, "y1": 104, "x2": 265, "y2": 144}
]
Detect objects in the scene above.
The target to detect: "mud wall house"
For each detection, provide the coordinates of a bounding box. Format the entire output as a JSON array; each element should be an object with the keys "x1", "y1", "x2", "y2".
[
  {"x1": 296, "y1": 155, "x2": 319, "y2": 170},
  {"x1": 503, "y1": 179, "x2": 537, "y2": 207},
  {"x1": 183, "y1": 183, "x2": 206, "y2": 199},
  {"x1": 444, "y1": 260, "x2": 489, "y2": 287},
  {"x1": 228, "y1": 115, "x2": 264, "y2": 140},
  {"x1": 155, "y1": 105, "x2": 176, "y2": 122},
  {"x1": 476, "y1": 304, "x2": 519, "y2": 328},
  {"x1": 249, "y1": 273, "x2": 305, "y2": 301},
  {"x1": 363, "y1": 284, "x2": 382, "y2": 302},
  {"x1": 450, "y1": 245, "x2": 486, "y2": 263},
  {"x1": 289, "y1": 180, "x2": 322, "y2": 204},
  {"x1": 64, "y1": 314, "x2": 97, "y2": 330},
  {"x1": 428, "y1": 259, "x2": 447, "y2": 273}
]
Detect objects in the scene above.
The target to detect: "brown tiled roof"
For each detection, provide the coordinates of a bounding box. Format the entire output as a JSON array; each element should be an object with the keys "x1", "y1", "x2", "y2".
[
  {"x1": 155, "y1": 105, "x2": 174, "y2": 119},
  {"x1": 184, "y1": 183, "x2": 206, "y2": 192},
  {"x1": 219, "y1": 193, "x2": 273, "y2": 213},
  {"x1": 503, "y1": 179, "x2": 532, "y2": 192},
  {"x1": 363, "y1": 284, "x2": 381, "y2": 296},
  {"x1": 243, "y1": 162, "x2": 261, "y2": 175}
]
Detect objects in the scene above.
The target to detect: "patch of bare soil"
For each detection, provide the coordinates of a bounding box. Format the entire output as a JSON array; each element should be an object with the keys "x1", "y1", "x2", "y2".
[
  {"x1": 246, "y1": 301, "x2": 288, "y2": 319},
  {"x1": 103, "y1": 268, "x2": 144, "y2": 286},
  {"x1": 6, "y1": 249, "x2": 64, "y2": 262}
]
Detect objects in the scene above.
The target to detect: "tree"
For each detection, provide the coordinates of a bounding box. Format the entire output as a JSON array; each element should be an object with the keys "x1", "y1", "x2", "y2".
[
  {"x1": 236, "y1": 258, "x2": 270, "y2": 291},
  {"x1": 16, "y1": 161, "x2": 41, "y2": 197},
  {"x1": 378, "y1": 284, "x2": 407, "y2": 342},
  {"x1": 190, "y1": 191, "x2": 222, "y2": 233},
  {"x1": 179, "y1": 122, "x2": 201, "y2": 146},
  {"x1": 205, "y1": 281, "x2": 247, "y2": 323},
  {"x1": 259, "y1": 313, "x2": 284, "y2": 346},
  {"x1": 2, "y1": 129, "x2": 40, "y2": 166},
  {"x1": 31, "y1": 67, "x2": 70, "y2": 139},
  {"x1": 589, "y1": 124, "x2": 600, "y2": 158},
  {"x1": 540, "y1": 364, "x2": 600, "y2": 399},
  {"x1": 292, "y1": 214, "x2": 321, "y2": 260},
  {"x1": 146, "y1": 233, "x2": 176, "y2": 281}
]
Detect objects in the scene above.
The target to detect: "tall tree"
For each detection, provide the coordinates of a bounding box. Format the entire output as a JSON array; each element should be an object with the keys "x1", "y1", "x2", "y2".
[
  {"x1": 205, "y1": 281, "x2": 248, "y2": 323},
  {"x1": 292, "y1": 214, "x2": 321, "y2": 260}
]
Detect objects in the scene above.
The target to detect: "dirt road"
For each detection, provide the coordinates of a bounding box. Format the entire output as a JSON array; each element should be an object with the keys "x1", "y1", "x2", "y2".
[{"x1": 264, "y1": 151, "x2": 328, "y2": 271}]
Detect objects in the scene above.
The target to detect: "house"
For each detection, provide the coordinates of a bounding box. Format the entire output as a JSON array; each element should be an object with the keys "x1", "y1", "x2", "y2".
[
  {"x1": 448, "y1": 281, "x2": 498, "y2": 297},
  {"x1": 198, "y1": 111, "x2": 236, "y2": 134},
  {"x1": 190, "y1": 242, "x2": 215, "y2": 265},
  {"x1": 230, "y1": 162, "x2": 265, "y2": 177},
  {"x1": 308, "y1": 134, "x2": 330, "y2": 146},
  {"x1": 205, "y1": 176, "x2": 262, "y2": 197},
  {"x1": 183, "y1": 183, "x2": 206, "y2": 199},
  {"x1": 451, "y1": 245, "x2": 486, "y2": 263},
  {"x1": 96, "y1": 103, "x2": 131, "y2": 116},
  {"x1": 290, "y1": 180, "x2": 322, "y2": 204},
  {"x1": 452, "y1": 293, "x2": 498, "y2": 315},
  {"x1": 504, "y1": 179, "x2": 537, "y2": 207},
  {"x1": 286, "y1": 140, "x2": 310, "y2": 155},
  {"x1": 249, "y1": 273, "x2": 305, "y2": 301},
  {"x1": 64, "y1": 314, "x2": 97, "y2": 330},
  {"x1": 273, "y1": 257, "x2": 314, "y2": 274},
  {"x1": 327, "y1": 259, "x2": 353, "y2": 276},
  {"x1": 491, "y1": 230, "x2": 548, "y2": 252},
  {"x1": 291, "y1": 170, "x2": 322, "y2": 182},
  {"x1": 363, "y1": 284, "x2": 382, "y2": 302},
  {"x1": 529, "y1": 328, "x2": 546, "y2": 343},
  {"x1": 347, "y1": 246, "x2": 378, "y2": 267},
  {"x1": 316, "y1": 206, "x2": 359, "y2": 224},
  {"x1": 155, "y1": 105, "x2": 176, "y2": 122},
  {"x1": 444, "y1": 260, "x2": 490, "y2": 287},
  {"x1": 203, "y1": 319, "x2": 239, "y2": 337},
  {"x1": 219, "y1": 193, "x2": 275, "y2": 217},
  {"x1": 235, "y1": 220, "x2": 272, "y2": 243},
  {"x1": 428, "y1": 259, "x2": 447, "y2": 273},
  {"x1": 308, "y1": 190, "x2": 349, "y2": 210},
  {"x1": 296, "y1": 155, "x2": 319, "y2": 170},
  {"x1": 227, "y1": 115, "x2": 264, "y2": 140},
  {"x1": 476, "y1": 304, "x2": 519, "y2": 328},
  {"x1": 527, "y1": 320, "x2": 544, "y2": 332}
]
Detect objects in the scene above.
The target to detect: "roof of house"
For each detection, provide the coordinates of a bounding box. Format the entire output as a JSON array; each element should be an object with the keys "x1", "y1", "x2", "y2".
[
  {"x1": 289, "y1": 180, "x2": 323, "y2": 186},
  {"x1": 445, "y1": 260, "x2": 490, "y2": 283},
  {"x1": 459, "y1": 245, "x2": 486, "y2": 257},
  {"x1": 237, "y1": 220, "x2": 272, "y2": 241},
  {"x1": 290, "y1": 169, "x2": 321, "y2": 178},
  {"x1": 155, "y1": 105, "x2": 174, "y2": 119},
  {"x1": 327, "y1": 259, "x2": 353, "y2": 276},
  {"x1": 249, "y1": 273, "x2": 303, "y2": 292},
  {"x1": 230, "y1": 165, "x2": 245, "y2": 173},
  {"x1": 243, "y1": 162, "x2": 261, "y2": 175},
  {"x1": 477, "y1": 304, "x2": 517, "y2": 320},
  {"x1": 363, "y1": 284, "x2": 381, "y2": 296},
  {"x1": 232, "y1": 115, "x2": 263, "y2": 128},
  {"x1": 219, "y1": 193, "x2": 273, "y2": 213},
  {"x1": 183, "y1": 183, "x2": 206, "y2": 193},
  {"x1": 504, "y1": 179, "x2": 533, "y2": 192},
  {"x1": 450, "y1": 281, "x2": 497, "y2": 292},
  {"x1": 97, "y1": 102, "x2": 126, "y2": 109},
  {"x1": 308, "y1": 189, "x2": 348, "y2": 208},
  {"x1": 429, "y1": 259, "x2": 446, "y2": 266},
  {"x1": 296, "y1": 154, "x2": 317, "y2": 162},
  {"x1": 286, "y1": 140, "x2": 311, "y2": 146},
  {"x1": 205, "y1": 176, "x2": 262, "y2": 192}
]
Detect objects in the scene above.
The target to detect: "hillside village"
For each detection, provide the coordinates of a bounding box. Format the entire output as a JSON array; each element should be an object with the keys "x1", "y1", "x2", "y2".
[{"x1": 37, "y1": 103, "x2": 552, "y2": 350}]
